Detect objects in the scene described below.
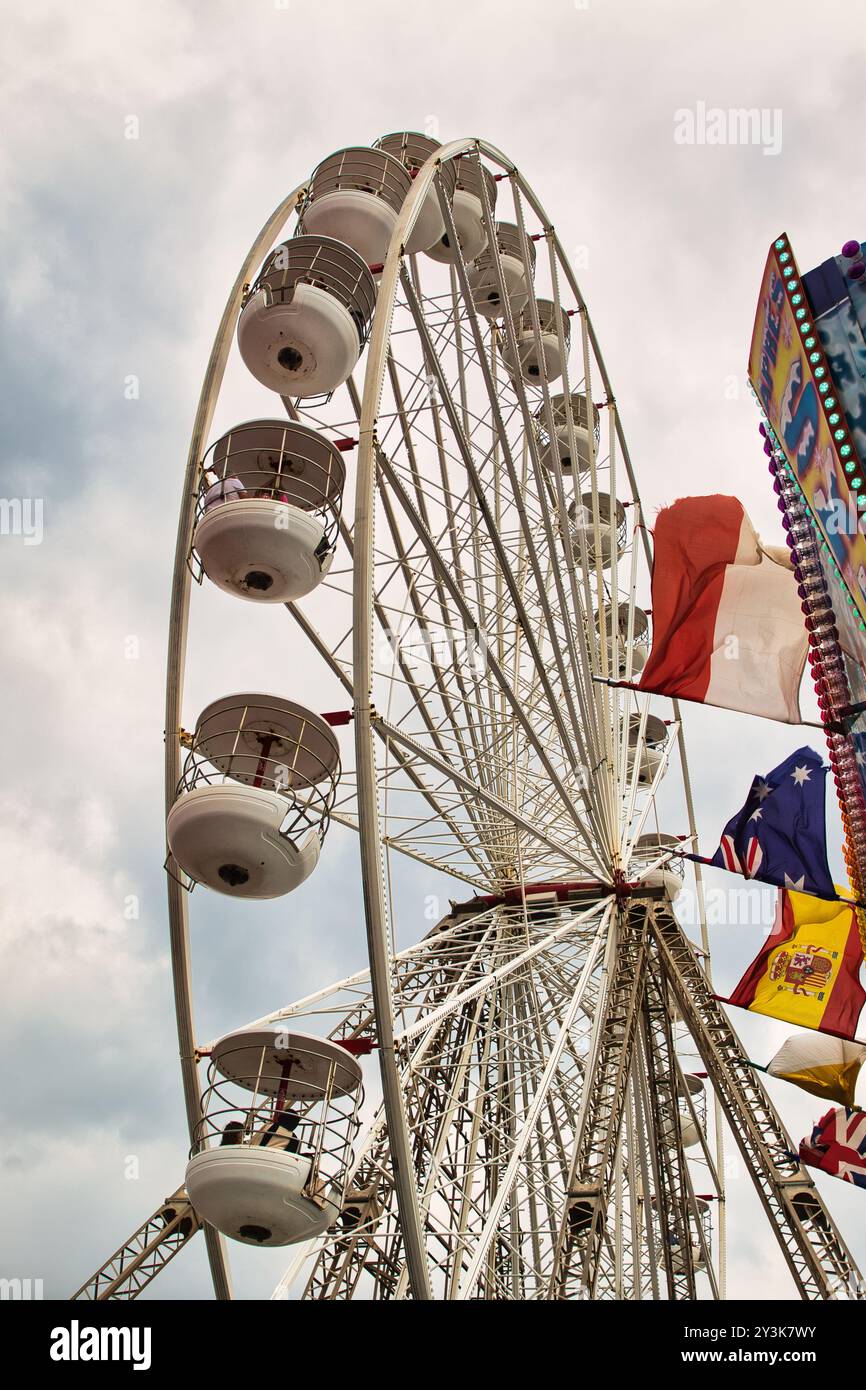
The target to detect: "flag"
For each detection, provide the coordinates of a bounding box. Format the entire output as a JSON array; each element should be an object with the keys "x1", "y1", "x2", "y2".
[
  {"x1": 725, "y1": 887, "x2": 866, "y2": 1040},
  {"x1": 707, "y1": 746, "x2": 835, "y2": 899},
  {"x1": 638, "y1": 496, "x2": 807, "y2": 722},
  {"x1": 799, "y1": 1106, "x2": 866, "y2": 1188},
  {"x1": 335, "y1": 1037, "x2": 376, "y2": 1056},
  {"x1": 767, "y1": 1032, "x2": 866, "y2": 1108}
]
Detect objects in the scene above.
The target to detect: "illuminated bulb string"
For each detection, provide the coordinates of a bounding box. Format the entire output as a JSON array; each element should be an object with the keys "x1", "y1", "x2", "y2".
[{"x1": 760, "y1": 405, "x2": 866, "y2": 950}]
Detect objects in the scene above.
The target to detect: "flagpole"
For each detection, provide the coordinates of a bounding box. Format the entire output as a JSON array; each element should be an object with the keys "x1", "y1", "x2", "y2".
[{"x1": 590, "y1": 676, "x2": 839, "y2": 732}]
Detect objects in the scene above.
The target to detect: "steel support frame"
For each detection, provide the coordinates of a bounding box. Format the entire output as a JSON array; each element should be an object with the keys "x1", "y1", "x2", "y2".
[
  {"x1": 70, "y1": 1190, "x2": 200, "y2": 1302},
  {"x1": 651, "y1": 905, "x2": 864, "y2": 1300},
  {"x1": 551, "y1": 899, "x2": 652, "y2": 1297}
]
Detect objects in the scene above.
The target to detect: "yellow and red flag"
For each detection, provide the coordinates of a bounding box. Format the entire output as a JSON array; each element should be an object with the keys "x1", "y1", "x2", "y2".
[{"x1": 724, "y1": 887, "x2": 865, "y2": 1040}]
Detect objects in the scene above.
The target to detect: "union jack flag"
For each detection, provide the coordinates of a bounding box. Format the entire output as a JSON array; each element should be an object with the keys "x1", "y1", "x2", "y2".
[
  {"x1": 717, "y1": 832, "x2": 763, "y2": 879},
  {"x1": 799, "y1": 1106, "x2": 866, "y2": 1188}
]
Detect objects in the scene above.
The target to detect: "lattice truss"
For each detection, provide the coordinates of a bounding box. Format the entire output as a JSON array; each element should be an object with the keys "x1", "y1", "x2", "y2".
[
  {"x1": 74, "y1": 891, "x2": 864, "y2": 1301},
  {"x1": 266, "y1": 895, "x2": 860, "y2": 1302}
]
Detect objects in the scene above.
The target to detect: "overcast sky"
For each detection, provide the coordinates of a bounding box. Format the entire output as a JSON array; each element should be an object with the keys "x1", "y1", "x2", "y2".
[{"x1": 3, "y1": 0, "x2": 866, "y2": 1301}]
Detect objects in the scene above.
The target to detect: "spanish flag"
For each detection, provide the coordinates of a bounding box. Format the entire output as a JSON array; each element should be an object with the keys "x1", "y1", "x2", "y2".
[
  {"x1": 766, "y1": 1033, "x2": 866, "y2": 1108},
  {"x1": 723, "y1": 887, "x2": 865, "y2": 1040}
]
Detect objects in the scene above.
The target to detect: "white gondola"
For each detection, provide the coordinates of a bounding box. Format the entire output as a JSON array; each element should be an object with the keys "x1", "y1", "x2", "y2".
[
  {"x1": 373, "y1": 132, "x2": 458, "y2": 253},
  {"x1": 166, "y1": 695, "x2": 340, "y2": 898},
  {"x1": 594, "y1": 601, "x2": 650, "y2": 676},
  {"x1": 658, "y1": 1075, "x2": 704, "y2": 1150},
  {"x1": 237, "y1": 236, "x2": 376, "y2": 398},
  {"x1": 629, "y1": 831, "x2": 684, "y2": 900},
  {"x1": 535, "y1": 391, "x2": 600, "y2": 475},
  {"x1": 501, "y1": 297, "x2": 571, "y2": 385},
  {"x1": 466, "y1": 222, "x2": 536, "y2": 320},
  {"x1": 185, "y1": 1027, "x2": 363, "y2": 1247},
  {"x1": 626, "y1": 713, "x2": 669, "y2": 788},
  {"x1": 678, "y1": 1075, "x2": 706, "y2": 1148},
  {"x1": 671, "y1": 1239, "x2": 709, "y2": 1275},
  {"x1": 670, "y1": 1200, "x2": 711, "y2": 1274},
  {"x1": 652, "y1": 1196, "x2": 712, "y2": 1274},
  {"x1": 677, "y1": 1114, "x2": 702, "y2": 1150},
  {"x1": 425, "y1": 154, "x2": 497, "y2": 264},
  {"x1": 658, "y1": 1105, "x2": 701, "y2": 1151},
  {"x1": 300, "y1": 146, "x2": 412, "y2": 267},
  {"x1": 569, "y1": 492, "x2": 627, "y2": 568},
  {"x1": 193, "y1": 420, "x2": 345, "y2": 603}
]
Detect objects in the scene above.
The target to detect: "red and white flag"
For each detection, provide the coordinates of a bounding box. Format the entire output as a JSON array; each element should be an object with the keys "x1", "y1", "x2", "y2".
[{"x1": 638, "y1": 495, "x2": 807, "y2": 723}]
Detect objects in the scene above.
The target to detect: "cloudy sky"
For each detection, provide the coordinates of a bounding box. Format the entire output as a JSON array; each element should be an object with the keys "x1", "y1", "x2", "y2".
[{"x1": 3, "y1": 0, "x2": 866, "y2": 1301}]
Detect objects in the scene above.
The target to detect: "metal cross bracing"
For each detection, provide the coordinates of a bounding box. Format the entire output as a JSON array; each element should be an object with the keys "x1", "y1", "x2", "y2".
[
  {"x1": 548, "y1": 900, "x2": 651, "y2": 1298},
  {"x1": 287, "y1": 894, "x2": 864, "y2": 1302},
  {"x1": 651, "y1": 905, "x2": 864, "y2": 1300},
  {"x1": 637, "y1": 955, "x2": 714, "y2": 1300},
  {"x1": 71, "y1": 1189, "x2": 200, "y2": 1301},
  {"x1": 298, "y1": 893, "x2": 615, "y2": 1299},
  {"x1": 72, "y1": 889, "x2": 864, "y2": 1301}
]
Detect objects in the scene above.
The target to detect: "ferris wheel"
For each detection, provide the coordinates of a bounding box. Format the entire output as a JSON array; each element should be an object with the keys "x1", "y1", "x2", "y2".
[{"x1": 74, "y1": 135, "x2": 864, "y2": 1302}]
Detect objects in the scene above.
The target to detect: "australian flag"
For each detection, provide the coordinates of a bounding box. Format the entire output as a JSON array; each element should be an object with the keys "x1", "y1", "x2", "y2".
[{"x1": 706, "y1": 746, "x2": 835, "y2": 900}]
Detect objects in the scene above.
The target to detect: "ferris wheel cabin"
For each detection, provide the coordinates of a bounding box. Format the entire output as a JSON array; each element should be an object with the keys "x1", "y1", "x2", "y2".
[
  {"x1": 648, "y1": 1195, "x2": 712, "y2": 1273},
  {"x1": 678, "y1": 1075, "x2": 707, "y2": 1149},
  {"x1": 237, "y1": 236, "x2": 376, "y2": 398},
  {"x1": 629, "y1": 831, "x2": 684, "y2": 900},
  {"x1": 569, "y1": 492, "x2": 627, "y2": 568},
  {"x1": 595, "y1": 600, "x2": 650, "y2": 676},
  {"x1": 627, "y1": 713, "x2": 669, "y2": 788},
  {"x1": 373, "y1": 132, "x2": 459, "y2": 253},
  {"x1": 194, "y1": 420, "x2": 346, "y2": 604},
  {"x1": 535, "y1": 391, "x2": 600, "y2": 475},
  {"x1": 300, "y1": 146, "x2": 413, "y2": 267},
  {"x1": 655, "y1": 1072, "x2": 706, "y2": 1154},
  {"x1": 502, "y1": 297, "x2": 571, "y2": 385},
  {"x1": 166, "y1": 694, "x2": 340, "y2": 897},
  {"x1": 424, "y1": 154, "x2": 497, "y2": 264},
  {"x1": 185, "y1": 1027, "x2": 364, "y2": 1247},
  {"x1": 661, "y1": 1197, "x2": 712, "y2": 1274},
  {"x1": 467, "y1": 221, "x2": 536, "y2": 320}
]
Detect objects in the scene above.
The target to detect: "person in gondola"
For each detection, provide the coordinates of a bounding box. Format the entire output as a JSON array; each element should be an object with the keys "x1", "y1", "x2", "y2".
[
  {"x1": 251, "y1": 1107, "x2": 302, "y2": 1154},
  {"x1": 254, "y1": 483, "x2": 290, "y2": 504},
  {"x1": 202, "y1": 469, "x2": 246, "y2": 509}
]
